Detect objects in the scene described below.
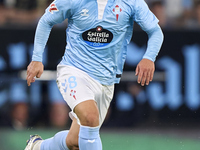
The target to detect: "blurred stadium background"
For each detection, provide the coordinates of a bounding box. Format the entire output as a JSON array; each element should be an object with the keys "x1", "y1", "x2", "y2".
[{"x1": 1, "y1": 0, "x2": 200, "y2": 149}]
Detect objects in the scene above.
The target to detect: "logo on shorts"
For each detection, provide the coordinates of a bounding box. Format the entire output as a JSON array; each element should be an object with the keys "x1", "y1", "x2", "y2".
[
  {"x1": 70, "y1": 90, "x2": 77, "y2": 100},
  {"x1": 49, "y1": 2, "x2": 59, "y2": 14},
  {"x1": 82, "y1": 26, "x2": 113, "y2": 47},
  {"x1": 61, "y1": 76, "x2": 77, "y2": 99},
  {"x1": 61, "y1": 79, "x2": 68, "y2": 93}
]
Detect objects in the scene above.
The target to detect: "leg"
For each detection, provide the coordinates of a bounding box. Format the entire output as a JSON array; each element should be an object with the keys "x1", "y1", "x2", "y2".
[
  {"x1": 25, "y1": 86, "x2": 112, "y2": 150},
  {"x1": 25, "y1": 117, "x2": 79, "y2": 150},
  {"x1": 66, "y1": 118, "x2": 80, "y2": 150},
  {"x1": 36, "y1": 98, "x2": 101, "y2": 150},
  {"x1": 41, "y1": 131, "x2": 69, "y2": 150},
  {"x1": 41, "y1": 117, "x2": 80, "y2": 150},
  {"x1": 74, "y1": 100, "x2": 102, "y2": 150},
  {"x1": 25, "y1": 130, "x2": 70, "y2": 150},
  {"x1": 25, "y1": 99, "x2": 100, "y2": 150},
  {"x1": 55, "y1": 66, "x2": 106, "y2": 150}
]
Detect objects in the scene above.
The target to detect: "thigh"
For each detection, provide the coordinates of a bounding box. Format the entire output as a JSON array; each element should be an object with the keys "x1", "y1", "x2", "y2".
[
  {"x1": 57, "y1": 65, "x2": 96, "y2": 111},
  {"x1": 96, "y1": 85, "x2": 114, "y2": 126}
]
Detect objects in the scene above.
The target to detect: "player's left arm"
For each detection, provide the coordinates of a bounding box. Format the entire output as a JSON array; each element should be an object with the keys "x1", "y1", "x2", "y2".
[
  {"x1": 133, "y1": 0, "x2": 164, "y2": 86},
  {"x1": 135, "y1": 24, "x2": 163, "y2": 86}
]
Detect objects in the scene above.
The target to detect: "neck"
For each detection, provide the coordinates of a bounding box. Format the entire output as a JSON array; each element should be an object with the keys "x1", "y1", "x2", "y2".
[{"x1": 97, "y1": 0, "x2": 108, "y2": 19}]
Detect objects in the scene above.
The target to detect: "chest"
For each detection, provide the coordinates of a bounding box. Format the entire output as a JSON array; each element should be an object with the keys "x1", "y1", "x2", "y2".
[{"x1": 69, "y1": 0, "x2": 132, "y2": 31}]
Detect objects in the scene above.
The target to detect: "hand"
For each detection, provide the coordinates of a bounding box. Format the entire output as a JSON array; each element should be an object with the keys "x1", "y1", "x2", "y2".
[
  {"x1": 26, "y1": 61, "x2": 44, "y2": 86},
  {"x1": 135, "y1": 59, "x2": 155, "y2": 86}
]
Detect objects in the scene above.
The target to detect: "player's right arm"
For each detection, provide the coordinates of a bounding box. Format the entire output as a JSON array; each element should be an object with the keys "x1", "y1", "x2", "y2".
[
  {"x1": 26, "y1": 0, "x2": 73, "y2": 86},
  {"x1": 27, "y1": 61, "x2": 44, "y2": 86}
]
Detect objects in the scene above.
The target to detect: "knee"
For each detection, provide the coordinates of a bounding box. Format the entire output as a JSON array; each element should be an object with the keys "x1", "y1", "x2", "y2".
[
  {"x1": 74, "y1": 100, "x2": 100, "y2": 127},
  {"x1": 79, "y1": 112, "x2": 99, "y2": 127}
]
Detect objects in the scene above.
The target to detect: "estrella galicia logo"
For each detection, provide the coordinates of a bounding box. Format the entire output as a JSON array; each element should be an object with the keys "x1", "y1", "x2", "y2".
[{"x1": 82, "y1": 26, "x2": 113, "y2": 47}]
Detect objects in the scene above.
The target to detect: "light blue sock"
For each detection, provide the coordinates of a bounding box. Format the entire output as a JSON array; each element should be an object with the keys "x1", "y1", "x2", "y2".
[
  {"x1": 41, "y1": 130, "x2": 69, "y2": 150},
  {"x1": 79, "y1": 125, "x2": 102, "y2": 150}
]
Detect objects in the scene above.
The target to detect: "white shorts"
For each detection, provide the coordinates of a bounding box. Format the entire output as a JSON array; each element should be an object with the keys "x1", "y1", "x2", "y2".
[{"x1": 56, "y1": 64, "x2": 114, "y2": 126}]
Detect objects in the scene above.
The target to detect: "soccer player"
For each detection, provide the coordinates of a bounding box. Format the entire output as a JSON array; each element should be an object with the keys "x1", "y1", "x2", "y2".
[{"x1": 25, "y1": 0, "x2": 164, "y2": 149}]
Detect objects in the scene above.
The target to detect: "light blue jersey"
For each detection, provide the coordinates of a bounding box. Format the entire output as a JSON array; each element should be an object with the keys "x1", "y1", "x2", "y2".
[{"x1": 33, "y1": 0, "x2": 163, "y2": 85}]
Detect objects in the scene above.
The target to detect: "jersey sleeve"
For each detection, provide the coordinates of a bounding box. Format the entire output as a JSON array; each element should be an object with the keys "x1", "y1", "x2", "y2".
[
  {"x1": 131, "y1": 0, "x2": 163, "y2": 62},
  {"x1": 43, "y1": 0, "x2": 73, "y2": 25},
  {"x1": 142, "y1": 24, "x2": 164, "y2": 62},
  {"x1": 32, "y1": 0, "x2": 73, "y2": 62},
  {"x1": 132, "y1": 0, "x2": 159, "y2": 32}
]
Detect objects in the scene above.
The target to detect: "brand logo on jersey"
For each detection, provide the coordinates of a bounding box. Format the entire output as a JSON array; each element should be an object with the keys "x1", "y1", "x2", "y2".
[
  {"x1": 81, "y1": 9, "x2": 89, "y2": 17},
  {"x1": 113, "y1": 5, "x2": 122, "y2": 21},
  {"x1": 49, "y1": 3, "x2": 59, "y2": 14},
  {"x1": 82, "y1": 26, "x2": 113, "y2": 47}
]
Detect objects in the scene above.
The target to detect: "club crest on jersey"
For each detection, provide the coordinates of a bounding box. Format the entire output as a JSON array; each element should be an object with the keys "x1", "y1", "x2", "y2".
[
  {"x1": 49, "y1": 3, "x2": 59, "y2": 14},
  {"x1": 113, "y1": 5, "x2": 122, "y2": 21},
  {"x1": 82, "y1": 26, "x2": 113, "y2": 47}
]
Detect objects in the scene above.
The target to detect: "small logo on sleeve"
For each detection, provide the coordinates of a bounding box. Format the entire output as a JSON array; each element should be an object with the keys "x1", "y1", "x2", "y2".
[{"x1": 49, "y1": 3, "x2": 59, "y2": 14}]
